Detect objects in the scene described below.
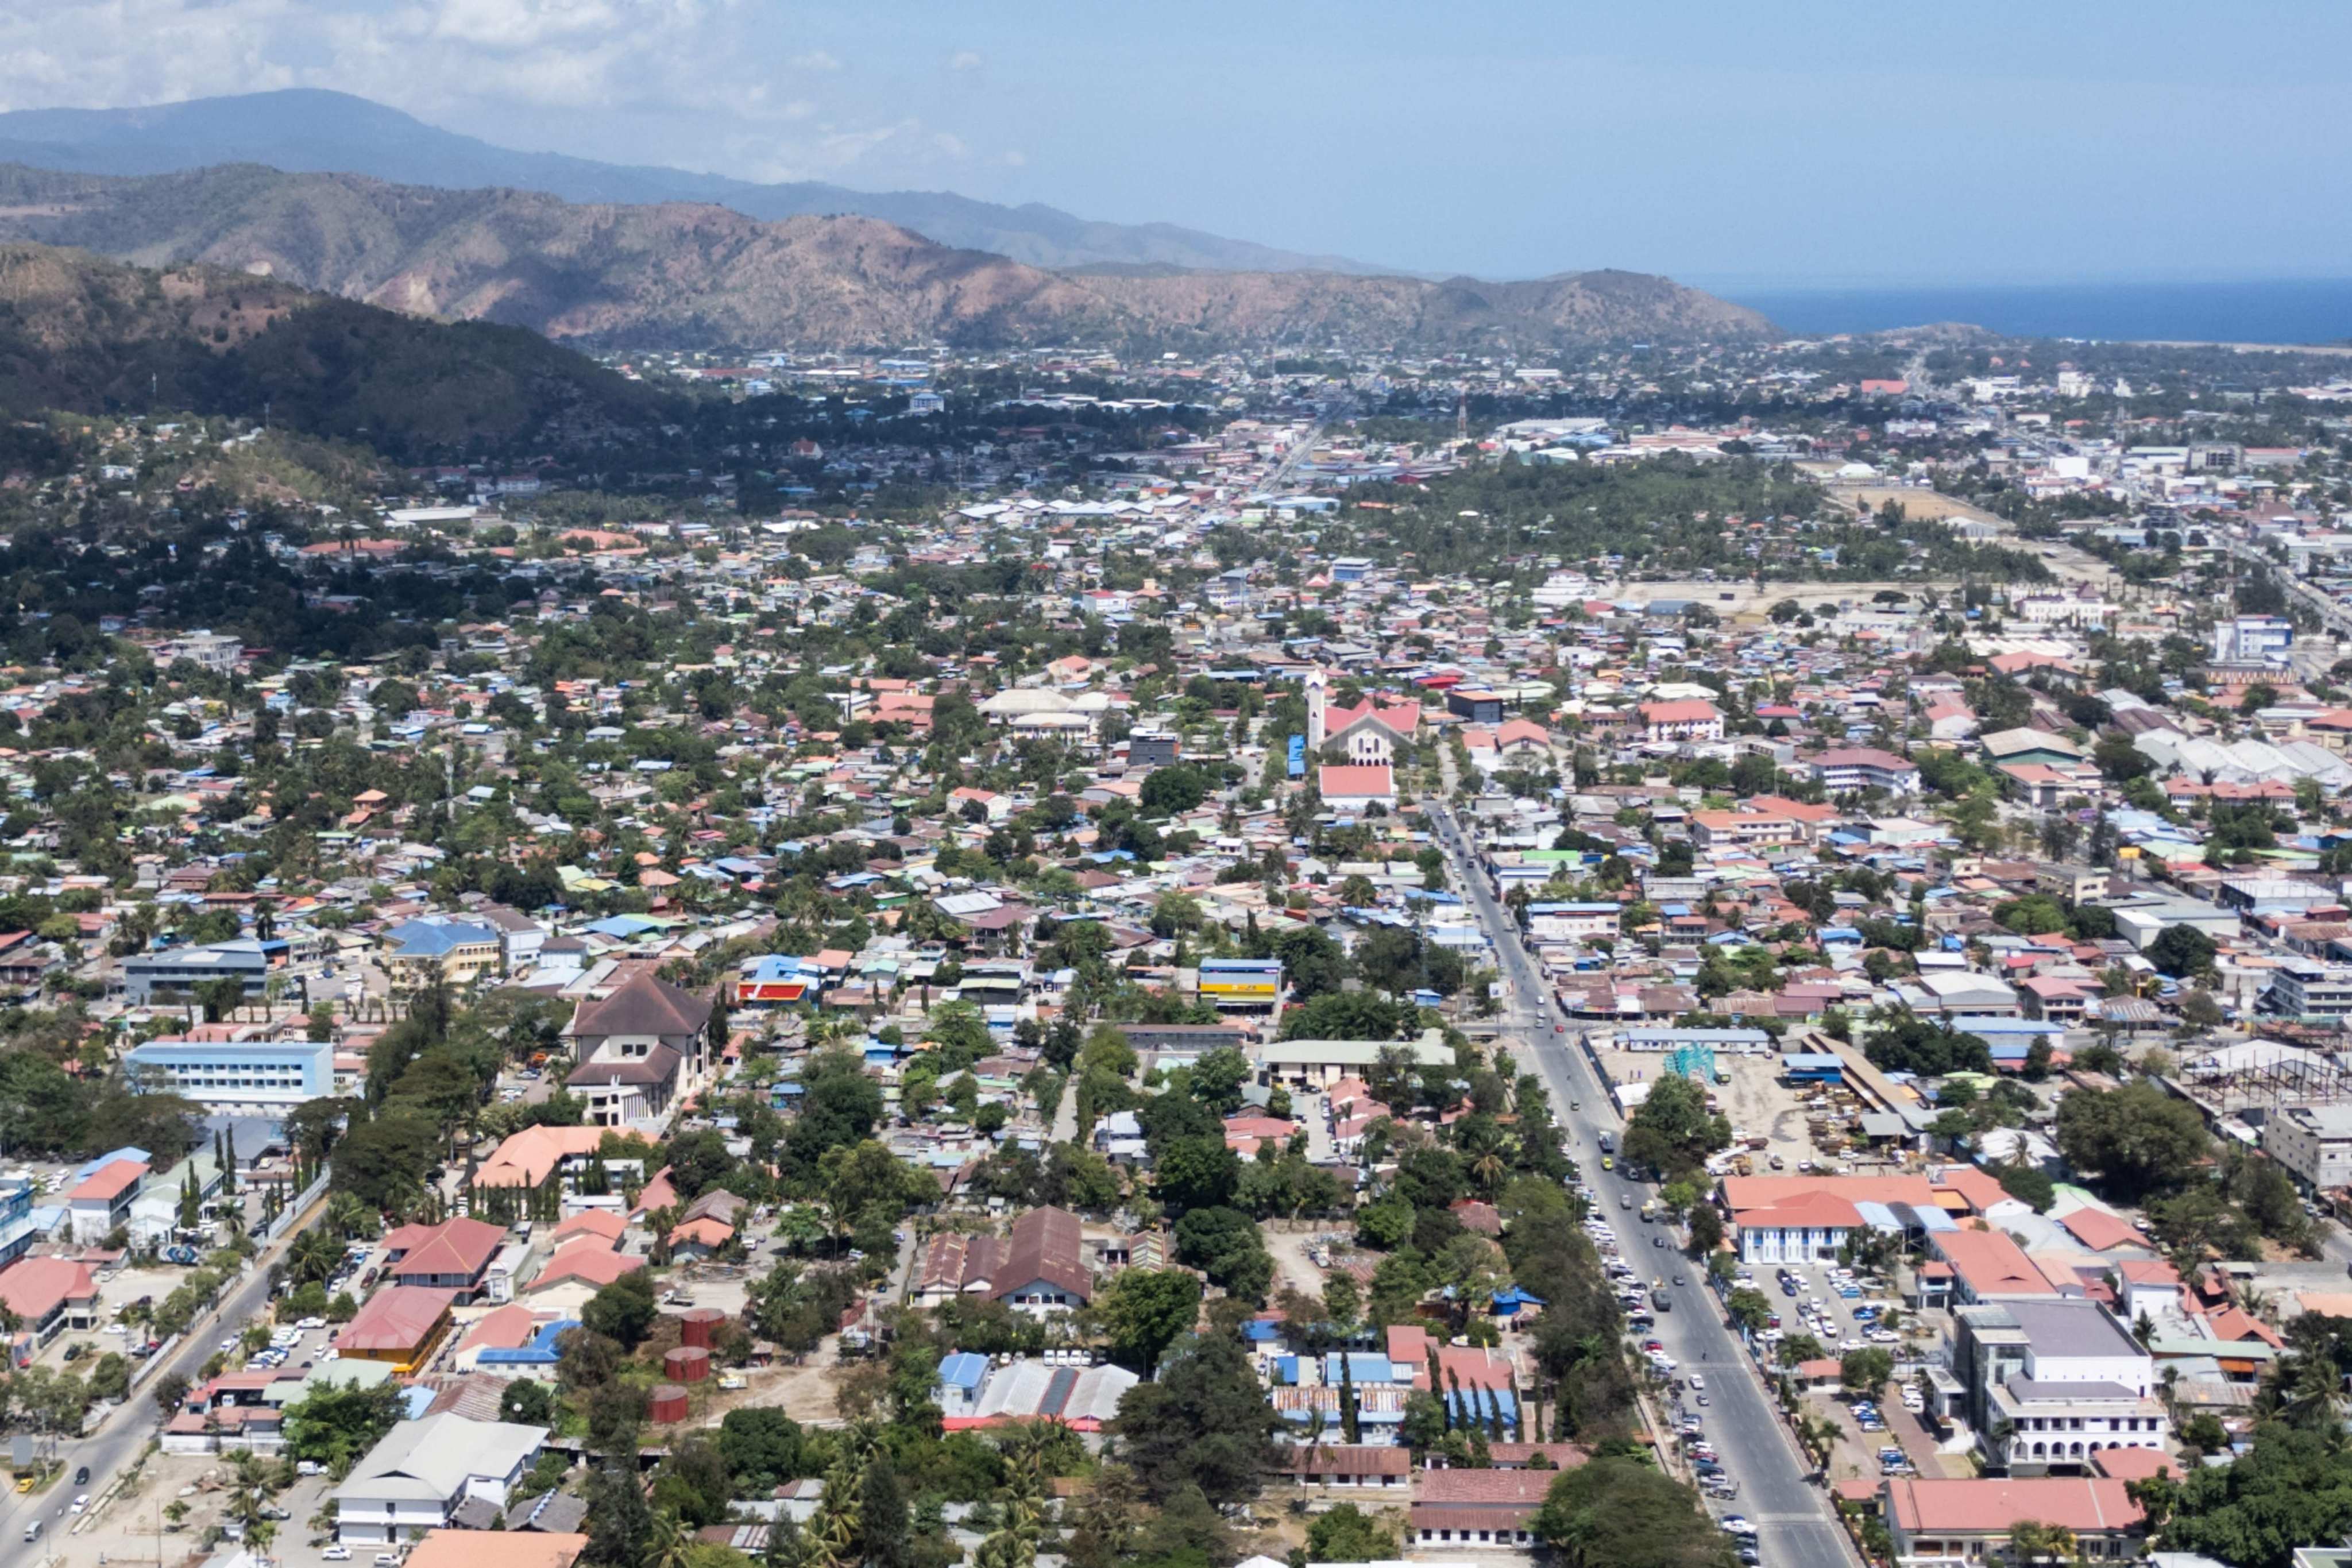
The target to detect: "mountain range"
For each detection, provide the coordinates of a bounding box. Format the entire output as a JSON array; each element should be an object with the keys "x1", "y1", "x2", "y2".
[
  {"x1": 0, "y1": 90, "x2": 1382, "y2": 277},
  {"x1": 0, "y1": 163, "x2": 1774, "y2": 353}
]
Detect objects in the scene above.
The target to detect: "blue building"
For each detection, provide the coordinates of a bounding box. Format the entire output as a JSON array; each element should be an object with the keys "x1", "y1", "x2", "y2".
[{"x1": 125, "y1": 1038, "x2": 333, "y2": 1111}]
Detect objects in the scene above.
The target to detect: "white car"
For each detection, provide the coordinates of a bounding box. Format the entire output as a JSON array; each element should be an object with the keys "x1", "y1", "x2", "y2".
[
  {"x1": 69, "y1": 1495, "x2": 87, "y2": 1514},
  {"x1": 323, "y1": 1550, "x2": 352, "y2": 1562},
  {"x1": 1687, "y1": 1374, "x2": 1705, "y2": 1392}
]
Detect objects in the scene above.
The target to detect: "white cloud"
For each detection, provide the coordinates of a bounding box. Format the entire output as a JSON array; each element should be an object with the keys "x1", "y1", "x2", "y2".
[
  {"x1": 0, "y1": 1, "x2": 1019, "y2": 192},
  {"x1": 948, "y1": 49, "x2": 983, "y2": 72},
  {"x1": 1001, "y1": 149, "x2": 1027, "y2": 168}
]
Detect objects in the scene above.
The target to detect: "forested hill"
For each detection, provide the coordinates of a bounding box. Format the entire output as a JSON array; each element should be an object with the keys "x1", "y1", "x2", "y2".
[{"x1": 0, "y1": 242, "x2": 670, "y2": 455}]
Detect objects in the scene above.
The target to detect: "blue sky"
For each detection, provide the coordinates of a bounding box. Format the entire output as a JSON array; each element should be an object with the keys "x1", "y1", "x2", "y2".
[{"x1": 5, "y1": 0, "x2": 2347, "y2": 285}]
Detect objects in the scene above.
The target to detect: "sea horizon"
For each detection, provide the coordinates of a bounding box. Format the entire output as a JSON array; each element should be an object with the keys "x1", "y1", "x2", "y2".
[{"x1": 1715, "y1": 276, "x2": 2352, "y2": 346}]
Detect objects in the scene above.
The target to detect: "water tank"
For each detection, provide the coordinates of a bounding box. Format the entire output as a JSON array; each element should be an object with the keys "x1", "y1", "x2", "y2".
[
  {"x1": 663, "y1": 1345, "x2": 711, "y2": 1384},
  {"x1": 679, "y1": 1308, "x2": 727, "y2": 1349},
  {"x1": 649, "y1": 1384, "x2": 689, "y2": 1423}
]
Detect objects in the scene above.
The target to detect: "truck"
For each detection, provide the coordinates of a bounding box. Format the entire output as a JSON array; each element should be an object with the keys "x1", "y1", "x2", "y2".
[{"x1": 1651, "y1": 1286, "x2": 1673, "y2": 1312}]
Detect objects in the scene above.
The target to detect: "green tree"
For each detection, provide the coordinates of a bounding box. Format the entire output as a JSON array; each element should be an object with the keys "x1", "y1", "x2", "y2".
[
  {"x1": 581, "y1": 1267, "x2": 658, "y2": 1349},
  {"x1": 282, "y1": 1380, "x2": 405, "y2": 1477},
  {"x1": 2148, "y1": 924, "x2": 2219, "y2": 980},
  {"x1": 1110, "y1": 1333, "x2": 1278, "y2": 1507},
  {"x1": 1529, "y1": 1454, "x2": 1736, "y2": 1568},
  {"x1": 1619, "y1": 1072, "x2": 1731, "y2": 1181},
  {"x1": 2056, "y1": 1081, "x2": 2210, "y2": 1202},
  {"x1": 1841, "y1": 1346, "x2": 1894, "y2": 1400},
  {"x1": 1090, "y1": 1268, "x2": 1203, "y2": 1372},
  {"x1": 1305, "y1": 1503, "x2": 1400, "y2": 1562}
]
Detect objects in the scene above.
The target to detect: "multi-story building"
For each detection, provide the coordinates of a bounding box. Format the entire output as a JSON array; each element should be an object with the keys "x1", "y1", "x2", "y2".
[
  {"x1": 2264, "y1": 1103, "x2": 2352, "y2": 1193},
  {"x1": 1952, "y1": 1300, "x2": 2168, "y2": 1474},
  {"x1": 2214, "y1": 614, "x2": 2294, "y2": 666},
  {"x1": 125, "y1": 1038, "x2": 333, "y2": 1112},
  {"x1": 563, "y1": 970, "x2": 713, "y2": 1127},
  {"x1": 1638, "y1": 699, "x2": 1724, "y2": 743},
  {"x1": 121, "y1": 939, "x2": 286, "y2": 1005},
  {"x1": 381, "y1": 917, "x2": 503, "y2": 988},
  {"x1": 1808, "y1": 746, "x2": 1922, "y2": 795},
  {"x1": 2263, "y1": 957, "x2": 2352, "y2": 1019}
]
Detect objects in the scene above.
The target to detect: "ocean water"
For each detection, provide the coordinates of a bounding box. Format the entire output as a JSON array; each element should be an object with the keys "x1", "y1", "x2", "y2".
[{"x1": 1719, "y1": 278, "x2": 2352, "y2": 345}]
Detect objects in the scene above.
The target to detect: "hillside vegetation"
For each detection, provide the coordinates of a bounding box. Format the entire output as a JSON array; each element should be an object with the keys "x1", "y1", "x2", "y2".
[
  {"x1": 0, "y1": 164, "x2": 1776, "y2": 353},
  {"x1": 0, "y1": 241, "x2": 669, "y2": 455}
]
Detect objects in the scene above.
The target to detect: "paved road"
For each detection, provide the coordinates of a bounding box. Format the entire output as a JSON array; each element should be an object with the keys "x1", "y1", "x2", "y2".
[
  {"x1": 0, "y1": 1191, "x2": 327, "y2": 1549},
  {"x1": 1429, "y1": 803, "x2": 1856, "y2": 1568}
]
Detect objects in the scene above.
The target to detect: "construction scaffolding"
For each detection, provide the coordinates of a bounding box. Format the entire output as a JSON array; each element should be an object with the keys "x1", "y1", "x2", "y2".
[{"x1": 2180, "y1": 1038, "x2": 2352, "y2": 1117}]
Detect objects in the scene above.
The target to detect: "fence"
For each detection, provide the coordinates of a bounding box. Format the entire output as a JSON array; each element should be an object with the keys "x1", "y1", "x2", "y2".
[{"x1": 262, "y1": 1171, "x2": 332, "y2": 1244}]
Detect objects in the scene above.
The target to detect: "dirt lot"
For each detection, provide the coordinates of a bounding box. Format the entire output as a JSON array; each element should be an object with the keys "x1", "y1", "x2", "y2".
[
  {"x1": 1593, "y1": 1046, "x2": 1830, "y2": 1170},
  {"x1": 1261, "y1": 1221, "x2": 1366, "y2": 1300},
  {"x1": 60, "y1": 1450, "x2": 335, "y2": 1568}
]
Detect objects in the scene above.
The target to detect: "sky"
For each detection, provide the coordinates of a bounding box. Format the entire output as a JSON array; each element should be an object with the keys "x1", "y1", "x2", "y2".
[{"x1": 3, "y1": 0, "x2": 2349, "y2": 287}]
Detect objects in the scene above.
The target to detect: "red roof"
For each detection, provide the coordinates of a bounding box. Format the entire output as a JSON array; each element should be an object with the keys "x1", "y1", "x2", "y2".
[
  {"x1": 1887, "y1": 1477, "x2": 2144, "y2": 1536},
  {"x1": 2057, "y1": 1207, "x2": 2141, "y2": 1253},
  {"x1": 1932, "y1": 1230, "x2": 2059, "y2": 1296},
  {"x1": 1316, "y1": 764, "x2": 1394, "y2": 798},
  {"x1": 338, "y1": 1285, "x2": 457, "y2": 1353},
  {"x1": 530, "y1": 1240, "x2": 646, "y2": 1293},
  {"x1": 67, "y1": 1158, "x2": 147, "y2": 1204},
  {"x1": 385, "y1": 1217, "x2": 507, "y2": 1281},
  {"x1": 1640, "y1": 699, "x2": 1721, "y2": 724},
  {"x1": 0, "y1": 1257, "x2": 95, "y2": 1320}
]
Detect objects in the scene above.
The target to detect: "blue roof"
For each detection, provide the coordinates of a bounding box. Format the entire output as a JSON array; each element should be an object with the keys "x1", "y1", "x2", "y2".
[
  {"x1": 584, "y1": 914, "x2": 663, "y2": 937},
  {"x1": 1322, "y1": 1352, "x2": 1392, "y2": 1382},
  {"x1": 1241, "y1": 1318, "x2": 1282, "y2": 1343},
  {"x1": 1779, "y1": 1053, "x2": 1844, "y2": 1071},
  {"x1": 1443, "y1": 1387, "x2": 1519, "y2": 1424},
  {"x1": 938, "y1": 1352, "x2": 988, "y2": 1391}
]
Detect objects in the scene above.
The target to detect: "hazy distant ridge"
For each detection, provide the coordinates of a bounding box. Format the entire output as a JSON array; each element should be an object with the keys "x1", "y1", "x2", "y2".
[
  {"x1": 0, "y1": 89, "x2": 1388, "y2": 277},
  {"x1": 0, "y1": 163, "x2": 1774, "y2": 352}
]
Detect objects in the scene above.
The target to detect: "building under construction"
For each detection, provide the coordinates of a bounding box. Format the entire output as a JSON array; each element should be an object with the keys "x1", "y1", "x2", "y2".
[{"x1": 2177, "y1": 1038, "x2": 2352, "y2": 1120}]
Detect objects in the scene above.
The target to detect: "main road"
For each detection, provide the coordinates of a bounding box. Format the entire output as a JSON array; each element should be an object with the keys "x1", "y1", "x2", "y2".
[
  {"x1": 0, "y1": 1189, "x2": 326, "y2": 1552},
  {"x1": 1428, "y1": 802, "x2": 1857, "y2": 1568}
]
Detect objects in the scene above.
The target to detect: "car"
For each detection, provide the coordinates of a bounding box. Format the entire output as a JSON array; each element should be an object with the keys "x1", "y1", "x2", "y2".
[
  {"x1": 323, "y1": 1550, "x2": 352, "y2": 1562},
  {"x1": 1721, "y1": 1516, "x2": 1755, "y2": 1535},
  {"x1": 1654, "y1": 1234, "x2": 1666, "y2": 1247},
  {"x1": 74, "y1": 1466, "x2": 88, "y2": 1486},
  {"x1": 1687, "y1": 1374, "x2": 1706, "y2": 1392},
  {"x1": 69, "y1": 1494, "x2": 87, "y2": 1513},
  {"x1": 1620, "y1": 1195, "x2": 1632, "y2": 1210},
  {"x1": 1673, "y1": 1274, "x2": 1686, "y2": 1286},
  {"x1": 1601, "y1": 1157, "x2": 1614, "y2": 1171},
  {"x1": 376, "y1": 1554, "x2": 403, "y2": 1566},
  {"x1": 14, "y1": 1476, "x2": 33, "y2": 1494}
]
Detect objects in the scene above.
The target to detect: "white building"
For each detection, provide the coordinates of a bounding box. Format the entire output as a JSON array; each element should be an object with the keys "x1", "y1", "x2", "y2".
[
  {"x1": 2264, "y1": 1103, "x2": 2352, "y2": 1193},
  {"x1": 331, "y1": 1412, "x2": 548, "y2": 1545}
]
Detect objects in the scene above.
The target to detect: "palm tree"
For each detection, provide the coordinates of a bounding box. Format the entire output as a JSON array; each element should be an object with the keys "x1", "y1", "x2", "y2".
[{"x1": 644, "y1": 1510, "x2": 697, "y2": 1568}]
